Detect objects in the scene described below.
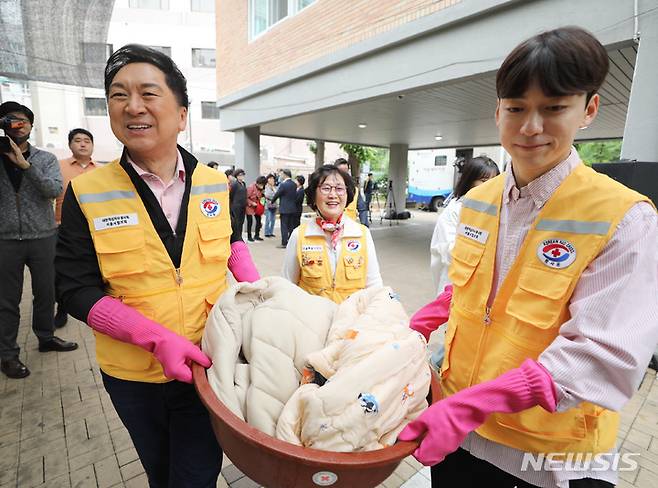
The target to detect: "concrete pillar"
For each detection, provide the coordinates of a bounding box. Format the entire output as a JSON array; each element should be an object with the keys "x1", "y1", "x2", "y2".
[
  {"x1": 314, "y1": 140, "x2": 325, "y2": 169},
  {"x1": 388, "y1": 143, "x2": 409, "y2": 215},
  {"x1": 234, "y1": 126, "x2": 261, "y2": 184},
  {"x1": 621, "y1": 12, "x2": 658, "y2": 161}
]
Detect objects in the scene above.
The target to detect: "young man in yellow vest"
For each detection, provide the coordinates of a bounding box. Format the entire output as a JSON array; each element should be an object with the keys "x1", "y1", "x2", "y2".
[
  {"x1": 400, "y1": 27, "x2": 658, "y2": 488},
  {"x1": 56, "y1": 45, "x2": 260, "y2": 487}
]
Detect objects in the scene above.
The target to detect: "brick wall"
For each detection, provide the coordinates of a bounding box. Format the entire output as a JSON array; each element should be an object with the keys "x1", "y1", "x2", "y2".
[{"x1": 216, "y1": 0, "x2": 462, "y2": 98}]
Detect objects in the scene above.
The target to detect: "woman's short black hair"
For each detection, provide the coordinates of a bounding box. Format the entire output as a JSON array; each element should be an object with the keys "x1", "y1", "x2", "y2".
[
  {"x1": 68, "y1": 128, "x2": 94, "y2": 144},
  {"x1": 234, "y1": 168, "x2": 245, "y2": 177},
  {"x1": 453, "y1": 156, "x2": 500, "y2": 199},
  {"x1": 296, "y1": 175, "x2": 305, "y2": 186},
  {"x1": 256, "y1": 176, "x2": 267, "y2": 186},
  {"x1": 305, "y1": 164, "x2": 355, "y2": 212},
  {"x1": 496, "y1": 27, "x2": 609, "y2": 105},
  {"x1": 104, "y1": 44, "x2": 189, "y2": 108}
]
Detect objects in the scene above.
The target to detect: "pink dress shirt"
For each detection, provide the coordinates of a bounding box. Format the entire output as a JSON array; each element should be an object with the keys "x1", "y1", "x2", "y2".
[
  {"x1": 127, "y1": 151, "x2": 186, "y2": 232},
  {"x1": 460, "y1": 149, "x2": 658, "y2": 487}
]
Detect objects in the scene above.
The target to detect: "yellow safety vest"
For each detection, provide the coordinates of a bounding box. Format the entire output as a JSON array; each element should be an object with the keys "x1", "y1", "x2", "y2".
[
  {"x1": 296, "y1": 221, "x2": 368, "y2": 303},
  {"x1": 441, "y1": 164, "x2": 653, "y2": 454},
  {"x1": 72, "y1": 159, "x2": 231, "y2": 382},
  {"x1": 344, "y1": 187, "x2": 359, "y2": 221}
]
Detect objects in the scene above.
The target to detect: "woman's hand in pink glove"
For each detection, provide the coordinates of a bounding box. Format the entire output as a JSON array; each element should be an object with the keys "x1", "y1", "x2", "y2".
[
  {"x1": 409, "y1": 285, "x2": 452, "y2": 341},
  {"x1": 398, "y1": 359, "x2": 557, "y2": 466}
]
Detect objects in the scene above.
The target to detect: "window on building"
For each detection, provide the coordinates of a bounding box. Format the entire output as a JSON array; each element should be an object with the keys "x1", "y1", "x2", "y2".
[
  {"x1": 129, "y1": 0, "x2": 169, "y2": 9},
  {"x1": 201, "y1": 101, "x2": 220, "y2": 119},
  {"x1": 148, "y1": 45, "x2": 172, "y2": 57},
  {"x1": 191, "y1": 0, "x2": 214, "y2": 12},
  {"x1": 192, "y1": 48, "x2": 216, "y2": 68},
  {"x1": 84, "y1": 98, "x2": 108, "y2": 116},
  {"x1": 249, "y1": 0, "x2": 316, "y2": 39},
  {"x1": 434, "y1": 155, "x2": 447, "y2": 167},
  {"x1": 82, "y1": 43, "x2": 113, "y2": 64}
]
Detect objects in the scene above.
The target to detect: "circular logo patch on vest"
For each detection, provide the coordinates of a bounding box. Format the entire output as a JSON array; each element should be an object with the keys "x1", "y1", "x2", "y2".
[
  {"x1": 312, "y1": 471, "x2": 338, "y2": 486},
  {"x1": 200, "y1": 198, "x2": 220, "y2": 218},
  {"x1": 346, "y1": 240, "x2": 360, "y2": 252},
  {"x1": 537, "y1": 238, "x2": 577, "y2": 269}
]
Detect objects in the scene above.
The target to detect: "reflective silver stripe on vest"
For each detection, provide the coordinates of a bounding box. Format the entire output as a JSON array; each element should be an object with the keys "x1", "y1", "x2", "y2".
[
  {"x1": 190, "y1": 183, "x2": 228, "y2": 195},
  {"x1": 536, "y1": 219, "x2": 611, "y2": 235},
  {"x1": 78, "y1": 190, "x2": 136, "y2": 204},
  {"x1": 461, "y1": 198, "x2": 498, "y2": 216}
]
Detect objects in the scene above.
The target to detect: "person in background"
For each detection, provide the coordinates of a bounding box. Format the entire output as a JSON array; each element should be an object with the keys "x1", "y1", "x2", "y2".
[
  {"x1": 263, "y1": 173, "x2": 278, "y2": 238},
  {"x1": 0, "y1": 101, "x2": 78, "y2": 380},
  {"x1": 246, "y1": 175, "x2": 266, "y2": 242},
  {"x1": 207, "y1": 161, "x2": 219, "y2": 170},
  {"x1": 430, "y1": 156, "x2": 500, "y2": 295},
  {"x1": 293, "y1": 174, "x2": 306, "y2": 230},
  {"x1": 271, "y1": 168, "x2": 297, "y2": 248},
  {"x1": 229, "y1": 168, "x2": 247, "y2": 241},
  {"x1": 334, "y1": 158, "x2": 369, "y2": 226},
  {"x1": 400, "y1": 27, "x2": 658, "y2": 488},
  {"x1": 225, "y1": 167, "x2": 235, "y2": 184},
  {"x1": 282, "y1": 164, "x2": 382, "y2": 303},
  {"x1": 56, "y1": 44, "x2": 260, "y2": 487},
  {"x1": 363, "y1": 172, "x2": 374, "y2": 215},
  {"x1": 54, "y1": 128, "x2": 98, "y2": 328}
]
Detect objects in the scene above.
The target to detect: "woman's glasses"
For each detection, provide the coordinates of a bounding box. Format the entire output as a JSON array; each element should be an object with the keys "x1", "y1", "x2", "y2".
[{"x1": 319, "y1": 185, "x2": 347, "y2": 196}]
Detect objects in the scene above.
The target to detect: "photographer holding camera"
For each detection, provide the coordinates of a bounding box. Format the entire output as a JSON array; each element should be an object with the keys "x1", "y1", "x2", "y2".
[{"x1": 0, "y1": 101, "x2": 78, "y2": 379}]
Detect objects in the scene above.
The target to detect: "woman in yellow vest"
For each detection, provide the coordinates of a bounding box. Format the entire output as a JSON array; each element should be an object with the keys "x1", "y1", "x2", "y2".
[
  {"x1": 281, "y1": 164, "x2": 382, "y2": 303},
  {"x1": 399, "y1": 28, "x2": 658, "y2": 488},
  {"x1": 55, "y1": 45, "x2": 260, "y2": 487}
]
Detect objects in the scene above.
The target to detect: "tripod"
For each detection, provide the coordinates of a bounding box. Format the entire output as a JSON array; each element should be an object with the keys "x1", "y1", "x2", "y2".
[{"x1": 380, "y1": 179, "x2": 399, "y2": 226}]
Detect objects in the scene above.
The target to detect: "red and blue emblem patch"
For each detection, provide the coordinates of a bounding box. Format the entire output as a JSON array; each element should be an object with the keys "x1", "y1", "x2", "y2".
[
  {"x1": 536, "y1": 238, "x2": 577, "y2": 269},
  {"x1": 200, "y1": 198, "x2": 220, "y2": 218},
  {"x1": 346, "y1": 240, "x2": 360, "y2": 252}
]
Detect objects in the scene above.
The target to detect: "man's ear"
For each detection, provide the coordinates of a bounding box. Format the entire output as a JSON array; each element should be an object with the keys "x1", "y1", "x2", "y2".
[{"x1": 582, "y1": 93, "x2": 600, "y2": 128}]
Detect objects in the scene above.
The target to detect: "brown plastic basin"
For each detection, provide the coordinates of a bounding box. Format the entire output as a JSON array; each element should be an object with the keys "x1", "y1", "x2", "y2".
[{"x1": 193, "y1": 362, "x2": 440, "y2": 488}]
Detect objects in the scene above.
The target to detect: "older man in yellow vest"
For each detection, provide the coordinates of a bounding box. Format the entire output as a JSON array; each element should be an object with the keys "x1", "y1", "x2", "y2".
[
  {"x1": 401, "y1": 27, "x2": 658, "y2": 488},
  {"x1": 56, "y1": 45, "x2": 260, "y2": 487}
]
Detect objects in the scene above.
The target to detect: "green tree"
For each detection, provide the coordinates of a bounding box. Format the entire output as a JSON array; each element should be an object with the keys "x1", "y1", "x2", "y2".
[{"x1": 574, "y1": 140, "x2": 622, "y2": 166}]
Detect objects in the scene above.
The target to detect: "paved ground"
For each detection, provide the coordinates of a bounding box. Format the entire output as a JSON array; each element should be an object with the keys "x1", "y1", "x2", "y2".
[{"x1": 1, "y1": 210, "x2": 657, "y2": 488}]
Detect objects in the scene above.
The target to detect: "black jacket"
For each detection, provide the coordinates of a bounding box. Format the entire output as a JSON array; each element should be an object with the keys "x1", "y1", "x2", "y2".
[{"x1": 271, "y1": 178, "x2": 297, "y2": 214}]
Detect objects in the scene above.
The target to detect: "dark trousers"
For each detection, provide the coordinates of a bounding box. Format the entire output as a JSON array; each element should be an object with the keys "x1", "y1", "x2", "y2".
[
  {"x1": 246, "y1": 214, "x2": 262, "y2": 239},
  {"x1": 280, "y1": 213, "x2": 296, "y2": 246},
  {"x1": 230, "y1": 208, "x2": 245, "y2": 242},
  {"x1": 0, "y1": 236, "x2": 56, "y2": 360},
  {"x1": 431, "y1": 448, "x2": 614, "y2": 488},
  {"x1": 102, "y1": 372, "x2": 222, "y2": 488},
  {"x1": 292, "y1": 212, "x2": 302, "y2": 231}
]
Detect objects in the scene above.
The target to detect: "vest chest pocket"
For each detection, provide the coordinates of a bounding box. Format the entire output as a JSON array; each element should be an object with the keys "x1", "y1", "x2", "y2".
[
  {"x1": 94, "y1": 228, "x2": 147, "y2": 278},
  {"x1": 506, "y1": 266, "x2": 574, "y2": 329},
  {"x1": 343, "y1": 255, "x2": 365, "y2": 281},
  {"x1": 448, "y1": 237, "x2": 486, "y2": 287},
  {"x1": 301, "y1": 253, "x2": 325, "y2": 280},
  {"x1": 198, "y1": 221, "x2": 231, "y2": 262}
]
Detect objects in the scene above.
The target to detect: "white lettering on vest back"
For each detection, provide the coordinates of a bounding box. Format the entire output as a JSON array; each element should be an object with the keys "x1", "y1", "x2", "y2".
[
  {"x1": 457, "y1": 223, "x2": 489, "y2": 244},
  {"x1": 302, "y1": 245, "x2": 323, "y2": 252},
  {"x1": 93, "y1": 213, "x2": 139, "y2": 231}
]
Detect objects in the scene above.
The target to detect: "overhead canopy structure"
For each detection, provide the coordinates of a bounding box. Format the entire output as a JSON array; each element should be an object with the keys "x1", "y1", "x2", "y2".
[{"x1": 0, "y1": 0, "x2": 116, "y2": 89}]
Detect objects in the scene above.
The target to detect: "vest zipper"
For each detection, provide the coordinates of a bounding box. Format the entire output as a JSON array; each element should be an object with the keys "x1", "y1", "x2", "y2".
[
  {"x1": 175, "y1": 268, "x2": 183, "y2": 285},
  {"x1": 468, "y1": 306, "x2": 492, "y2": 386}
]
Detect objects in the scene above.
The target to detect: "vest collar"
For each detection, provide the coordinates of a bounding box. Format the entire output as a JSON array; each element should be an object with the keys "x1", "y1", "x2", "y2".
[
  {"x1": 304, "y1": 216, "x2": 363, "y2": 238},
  {"x1": 505, "y1": 147, "x2": 582, "y2": 209}
]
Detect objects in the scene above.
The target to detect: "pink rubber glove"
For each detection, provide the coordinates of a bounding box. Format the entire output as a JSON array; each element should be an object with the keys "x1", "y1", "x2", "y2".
[
  {"x1": 398, "y1": 359, "x2": 557, "y2": 465},
  {"x1": 87, "y1": 296, "x2": 211, "y2": 383},
  {"x1": 227, "y1": 240, "x2": 261, "y2": 283},
  {"x1": 409, "y1": 285, "x2": 453, "y2": 341}
]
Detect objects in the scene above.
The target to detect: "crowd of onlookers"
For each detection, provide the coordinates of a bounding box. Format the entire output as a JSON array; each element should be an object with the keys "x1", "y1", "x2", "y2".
[{"x1": 210, "y1": 160, "x2": 377, "y2": 249}]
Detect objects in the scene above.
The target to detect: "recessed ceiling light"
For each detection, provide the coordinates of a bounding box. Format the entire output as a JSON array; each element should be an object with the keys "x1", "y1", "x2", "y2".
[
  {"x1": 358, "y1": 123, "x2": 367, "y2": 129},
  {"x1": 435, "y1": 135, "x2": 443, "y2": 141}
]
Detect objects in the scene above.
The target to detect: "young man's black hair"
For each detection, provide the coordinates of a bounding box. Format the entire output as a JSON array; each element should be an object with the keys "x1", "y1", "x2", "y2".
[
  {"x1": 496, "y1": 26, "x2": 608, "y2": 105},
  {"x1": 104, "y1": 44, "x2": 189, "y2": 108}
]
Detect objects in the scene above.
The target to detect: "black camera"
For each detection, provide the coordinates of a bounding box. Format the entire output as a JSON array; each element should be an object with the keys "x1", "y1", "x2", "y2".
[{"x1": 1, "y1": 115, "x2": 24, "y2": 152}]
